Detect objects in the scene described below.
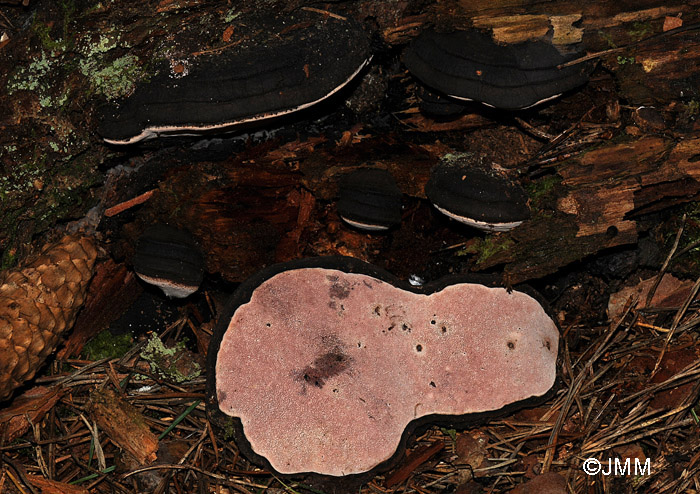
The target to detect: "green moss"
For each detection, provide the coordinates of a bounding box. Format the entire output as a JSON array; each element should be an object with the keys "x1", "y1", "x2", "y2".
[
  {"x1": 616, "y1": 55, "x2": 636, "y2": 65},
  {"x1": 527, "y1": 175, "x2": 560, "y2": 201},
  {"x1": 440, "y1": 427, "x2": 457, "y2": 443},
  {"x1": 478, "y1": 236, "x2": 514, "y2": 265},
  {"x1": 140, "y1": 334, "x2": 201, "y2": 383},
  {"x1": 222, "y1": 417, "x2": 237, "y2": 441},
  {"x1": 84, "y1": 330, "x2": 134, "y2": 360},
  {"x1": 628, "y1": 21, "x2": 652, "y2": 40},
  {"x1": 1, "y1": 247, "x2": 17, "y2": 271},
  {"x1": 440, "y1": 152, "x2": 474, "y2": 165},
  {"x1": 32, "y1": 21, "x2": 70, "y2": 53},
  {"x1": 526, "y1": 175, "x2": 562, "y2": 211},
  {"x1": 458, "y1": 235, "x2": 515, "y2": 265},
  {"x1": 31, "y1": 0, "x2": 77, "y2": 53},
  {"x1": 598, "y1": 30, "x2": 617, "y2": 49}
]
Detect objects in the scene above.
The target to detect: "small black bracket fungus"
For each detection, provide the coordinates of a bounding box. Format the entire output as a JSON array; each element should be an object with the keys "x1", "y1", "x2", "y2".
[
  {"x1": 425, "y1": 161, "x2": 530, "y2": 232},
  {"x1": 404, "y1": 29, "x2": 595, "y2": 110},
  {"x1": 133, "y1": 224, "x2": 205, "y2": 298},
  {"x1": 98, "y1": 16, "x2": 371, "y2": 145},
  {"x1": 417, "y1": 86, "x2": 469, "y2": 117},
  {"x1": 337, "y1": 168, "x2": 402, "y2": 231}
]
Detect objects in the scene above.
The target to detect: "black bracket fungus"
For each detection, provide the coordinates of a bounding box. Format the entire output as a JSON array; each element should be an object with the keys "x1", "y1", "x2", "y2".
[
  {"x1": 403, "y1": 28, "x2": 595, "y2": 110},
  {"x1": 416, "y1": 86, "x2": 469, "y2": 117},
  {"x1": 425, "y1": 160, "x2": 530, "y2": 232},
  {"x1": 337, "y1": 168, "x2": 403, "y2": 231},
  {"x1": 98, "y1": 17, "x2": 371, "y2": 145},
  {"x1": 133, "y1": 224, "x2": 205, "y2": 298}
]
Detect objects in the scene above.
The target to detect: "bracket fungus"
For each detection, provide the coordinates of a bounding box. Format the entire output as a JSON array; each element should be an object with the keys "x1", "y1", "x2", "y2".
[
  {"x1": 404, "y1": 29, "x2": 595, "y2": 110},
  {"x1": 98, "y1": 17, "x2": 371, "y2": 145},
  {"x1": 425, "y1": 161, "x2": 530, "y2": 232},
  {"x1": 207, "y1": 257, "x2": 558, "y2": 479},
  {"x1": 337, "y1": 168, "x2": 403, "y2": 231},
  {"x1": 133, "y1": 225, "x2": 204, "y2": 298},
  {"x1": 417, "y1": 86, "x2": 469, "y2": 117}
]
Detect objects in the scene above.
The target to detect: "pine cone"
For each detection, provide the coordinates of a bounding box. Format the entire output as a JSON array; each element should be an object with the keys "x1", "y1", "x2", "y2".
[{"x1": 0, "y1": 235, "x2": 97, "y2": 401}]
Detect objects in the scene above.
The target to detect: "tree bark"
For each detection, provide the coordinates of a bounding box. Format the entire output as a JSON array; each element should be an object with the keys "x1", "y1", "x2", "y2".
[{"x1": 1, "y1": 0, "x2": 699, "y2": 282}]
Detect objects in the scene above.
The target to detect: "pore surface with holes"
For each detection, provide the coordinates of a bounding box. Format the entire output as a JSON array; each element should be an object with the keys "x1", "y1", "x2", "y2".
[{"x1": 211, "y1": 260, "x2": 558, "y2": 477}]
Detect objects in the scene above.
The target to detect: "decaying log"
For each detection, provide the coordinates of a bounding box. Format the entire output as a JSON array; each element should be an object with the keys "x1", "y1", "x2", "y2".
[
  {"x1": 477, "y1": 135, "x2": 700, "y2": 283},
  {"x1": 119, "y1": 128, "x2": 700, "y2": 285},
  {"x1": 120, "y1": 135, "x2": 438, "y2": 282},
  {"x1": 2, "y1": 0, "x2": 699, "y2": 289},
  {"x1": 400, "y1": 0, "x2": 700, "y2": 49},
  {"x1": 1, "y1": 0, "x2": 698, "y2": 256}
]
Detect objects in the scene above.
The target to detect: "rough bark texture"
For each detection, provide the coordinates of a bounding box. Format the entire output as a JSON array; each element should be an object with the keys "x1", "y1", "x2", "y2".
[
  {"x1": 87, "y1": 387, "x2": 159, "y2": 465},
  {"x1": 1, "y1": 0, "x2": 699, "y2": 277},
  {"x1": 0, "y1": 385, "x2": 64, "y2": 442},
  {"x1": 25, "y1": 475, "x2": 90, "y2": 494},
  {"x1": 479, "y1": 136, "x2": 700, "y2": 283},
  {"x1": 56, "y1": 259, "x2": 141, "y2": 359}
]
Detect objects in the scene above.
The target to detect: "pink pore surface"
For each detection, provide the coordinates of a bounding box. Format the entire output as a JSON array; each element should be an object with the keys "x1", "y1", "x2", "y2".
[{"x1": 215, "y1": 268, "x2": 559, "y2": 476}]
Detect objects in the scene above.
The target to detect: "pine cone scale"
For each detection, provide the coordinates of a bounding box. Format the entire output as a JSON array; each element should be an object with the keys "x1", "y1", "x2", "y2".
[{"x1": 0, "y1": 235, "x2": 97, "y2": 401}]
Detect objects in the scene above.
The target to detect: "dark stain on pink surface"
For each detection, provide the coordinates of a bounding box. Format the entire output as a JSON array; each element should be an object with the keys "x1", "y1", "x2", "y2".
[
  {"x1": 327, "y1": 275, "x2": 352, "y2": 299},
  {"x1": 296, "y1": 348, "x2": 352, "y2": 389},
  {"x1": 218, "y1": 390, "x2": 227, "y2": 404}
]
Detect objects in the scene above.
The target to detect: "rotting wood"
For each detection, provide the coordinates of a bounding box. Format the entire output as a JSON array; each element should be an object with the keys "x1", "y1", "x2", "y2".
[
  {"x1": 104, "y1": 189, "x2": 156, "y2": 217},
  {"x1": 25, "y1": 474, "x2": 89, "y2": 494},
  {"x1": 115, "y1": 130, "x2": 700, "y2": 284},
  {"x1": 476, "y1": 134, "x2": 700, "y2": 283},
  {"x1": 2, "y1": 0, "x2": 700, "y2": 262},
  {"x1": 0, "y1": 385, "x2": 63, "y2": 443},
  {"x1": 86, "y1": 387, "x2": 158, "y2": 466},
  {"x1": 384, "y1": 441, "x2": 446, "y2": 487},
  {"x1": 430, "y1": 1, "x2": 700, "y2": 49}
]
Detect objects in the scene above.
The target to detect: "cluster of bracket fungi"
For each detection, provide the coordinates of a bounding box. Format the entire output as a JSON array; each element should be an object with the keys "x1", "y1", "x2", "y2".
[
  {"x1": 2, "y1": 11, "x2": 601, "y2": 487},
  {"x1": 337, "y1": 160, "x2": 530, "y2": 234}
]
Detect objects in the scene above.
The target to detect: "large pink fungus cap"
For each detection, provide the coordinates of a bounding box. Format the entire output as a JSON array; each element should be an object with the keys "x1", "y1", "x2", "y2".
[{"x1": 215, "y1": 266, "x2": 558, "y2": 476}]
